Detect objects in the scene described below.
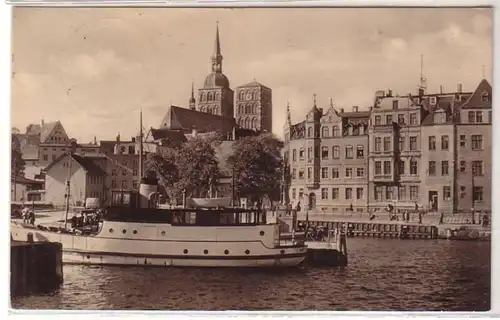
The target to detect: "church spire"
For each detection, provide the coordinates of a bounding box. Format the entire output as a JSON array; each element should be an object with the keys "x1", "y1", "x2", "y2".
[
  {"x1": 211, "y1": 22, "x2": 223, "y2": 73},
  {"x1": 286, "y1": 101, "x2": 291, "y2": 125},
  {"x1": 189, "y1": 82, "x2": 196, "y2": 110}
]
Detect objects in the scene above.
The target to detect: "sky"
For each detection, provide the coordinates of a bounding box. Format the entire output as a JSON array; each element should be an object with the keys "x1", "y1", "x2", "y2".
[{"x1": 11, "y1": 7, "x2": 492, "y2": 143}]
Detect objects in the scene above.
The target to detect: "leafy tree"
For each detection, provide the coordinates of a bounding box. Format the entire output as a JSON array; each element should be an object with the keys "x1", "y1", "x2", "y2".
[
  {"x1": 227, "y1": 133, "x2": 284, "y2": 206},
  {"x1": 144, "y1": 146, "x2": 179, "y2": 201},
  {"x1": 175, "y1": 136, "x2": 220, "y2": 198},
  {"x1": 11, "y1": 134, "x2": 24, "y2": 177}
]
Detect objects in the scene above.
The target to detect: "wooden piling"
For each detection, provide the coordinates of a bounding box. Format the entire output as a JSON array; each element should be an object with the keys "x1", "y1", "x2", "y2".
[{"x1": 11, "y1": 241, "x2": 63, "y2": 297}]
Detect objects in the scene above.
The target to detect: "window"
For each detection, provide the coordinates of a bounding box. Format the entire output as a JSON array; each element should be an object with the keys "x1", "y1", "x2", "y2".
[
  {"x1": 383, "y1": 161, "x2": 391, "y2": 175},
  {"x1": 322, "y1": 126, "x2": 329, "y2": 137},
  {"x1": 410, "y1": 137, "x2": 417, "y2": 151},
  {"x1": 468, "y1": 111, "x2": 475, "y2": 123},
  {"x1": 428, "y1": 136, "x2": 436, "y2": 150},
  {"x1": 410, "y1": 159, "x2": 418, "y2": 175},
  {"x1": 383, "y1": 137, "x2": 391, "y2": 151},
  {"x1": 374, "y1": 138, "x2": 382, "y2": 152},
  {"x1": 410, "y1": 113, "x2": 417, "y2": 125},
  {"x1": 307, "y1": 127, "x2": 313, "y2": 137},
  {"x1": 332, "y1": 188, "x2": 339, "y2": 199},
  {"x1": 398, "y1": 160, "x2": 405, "y2": 175},
  {"x1": 299, "y1": 148, "x2": 305, "y2": 159},
  {"x1": 488, "y1": 111, "x2": 492, "y2": 123},
  {"x1": 332, "y1": 168, "x2": 339, "y2": 179},
  {"x1": 356, "y1": 167, "x2": 364, "y2": 178},
  {"x1": 133, "y1": 169, "x2": 138, "y2": 176},
  {"x1": 473, "y1": 186, "x2": 484, "y2": 201},
  {"x1": 433, "y1": 112, "x2": 446, "y2": 124},
  {"x1": 307, "y1": 148, "x2": 312, "y2": 159},
  {"x1": 345, "y1": 146, "x2": 353, "y2": 159},
  {"x1": 356, "y1": 145, "x2": 364, "y2": 158},
  {"x1": 460, "y1": 161, "x2": 466, "y2": 173},
  {"x1": 112, "y1": 169, "x2": 117, "y2": 176},
  {"x1": 460, "y1": 135, "x2": 466, "y2": 147},
  {"x1": 398, "y1": 137, "x2": 405, "y2": 151},
  {"x1": 121, "y1": 180, "x2": 128, "y2": 188},
  {"x1": 398, "y1": 186, "x2": 406, "y2": 200},
  {"x1": 428, "y1": 161, "x2": 436, "y2": 176},
  {"x1": 321, "y1": 188, "x2": 328, "y2": 200},
  {"x1": 332, "y1": 146, "x2": 340, "y2": 159},
  {"x1": 345, "y1": 188, "x2": 352, "y2": 200},
  {"x1": 345, "y1": 168, "x2": 353, "y2": 178},
  {"x1": 443, "y1": 186, "x2": 451, "y2": 200},
  {"x1": 482, "y1": 91, "x2": 490, "y2": 102},
  {"x1": 471, "y1": 135, "x2": 483, "y2": 150},
  {"x1": 441, "y1": 161, "x2": 449, "y2": 175},
  {"x1": 298, "y1": 169, "x2": 305, "y2": 179},
  {"x1": 386, "y1": 115, "x2": 393, "y2": 124},
  {"x1": 132, "y1": 180, "x2": 138, "y2": 189},
  {"x1": 299, "y1": 189, "x2": 304, "y2": 199},
  {"x1": 292, "y1": 188, "x2": 296, "y2": 200},
  {"x1": 393, "y1": 100, "x2": 399, "y2": 110},
  {"x1": 375, "y1": 161, "x2": 382, "y2": 175},
  {"x1": 122, "y1": 169, "x2": 127, "y2": 176},
  {"x1": 356, "y1": 188, "x2": 364, "y2": 200},
  {"x1": 292, "y1": 149, "x2": 297, "y2": 161},
  {"x1": 321, "y1": 167, "x2": 328, "y2": 179},
  {"x1": 111, "y1": 179, "x2": 116, "y2": 188},
  {"x1": 398, "y1": 114, "x2": 405, "y2": 125},
  {"x1": 410, "y1": 186, "x2": 419, "y2": 201},
  {"x1": 321, "y1": 146, "x2": 329, "y2": 159},
  {"x1": 460, "y1": 186, "x2": 466, "y2": 198},
  {"x1": 385, "y1": 186, "x2": 394, "y2": 200},
  {"x1": 307, "y1": 168, "x2": 312, "y2": 179},
  {"x1": 43, "y1": 155, "x2": 48, "y2": 161},
  {"x1": 472, "y1": 161, "x2": 483, "y2": 176},
  {"x1": 332, "y1": 126, "x2": 340, "y2": 137},
  {"x1": 374, "y1": 116, "x2": 381, "y2": 126},
  {"x1": 441, "y1": 135, "x2": 449, "y2": 150},
  {"x1": 476, "y1": 111, "x2": 483, "y2": 123},
  {"x1": 375, "y1": 186, "x2": 383, "y2": 200}
]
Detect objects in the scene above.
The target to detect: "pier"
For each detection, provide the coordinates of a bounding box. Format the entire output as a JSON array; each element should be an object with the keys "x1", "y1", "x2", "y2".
[{"x1": 11, "y1": 240, "x2": 63, "y2": 297}]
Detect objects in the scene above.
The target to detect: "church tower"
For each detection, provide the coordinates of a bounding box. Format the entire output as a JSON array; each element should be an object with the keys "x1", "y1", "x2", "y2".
[
  {"x1": 189, "y1": 82, "x2": 196, "y2": 110},
  {"x1": 197, "y1": 23, "x2": 234, "y2": 118},
  {"x1": 235, "y1": 80, "x2": 273, "y2": 132}
]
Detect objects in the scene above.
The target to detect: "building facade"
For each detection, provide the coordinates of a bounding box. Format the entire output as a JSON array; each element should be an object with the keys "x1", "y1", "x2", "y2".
[
  {"x1": 235, "y1": 81, "x2": 273, "y2": 132},
  {"x1": 283, "y1": 79, "x2": 492, "y2": 214}
]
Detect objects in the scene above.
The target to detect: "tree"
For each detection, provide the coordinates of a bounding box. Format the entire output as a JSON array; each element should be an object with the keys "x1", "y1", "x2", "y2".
[
  {"x1": 11, "y1": 134, "x2": 24, "y2": 177},
  {"x1": 175, "y1": 136, "x2": 220, "y2": 198},
  {"x1": 227, "y1": 133, "x2": 284, "y2": 206},
  {"x1": 144, "y1": 146, "x2": 179, "y2": 201}
]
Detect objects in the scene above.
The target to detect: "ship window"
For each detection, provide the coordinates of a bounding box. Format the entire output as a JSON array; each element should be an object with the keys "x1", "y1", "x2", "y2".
[
  {"x1": 203, "y1": 250, "x2": 209, "y2": 255},
  {"x1": 122, "y1": 229, "x2": 127, "y2": 234},
  {"x1": 183, "y1": 249, "x2": 188, "y2": 254},
  {"x1": 224, "y1": 250, "x2": 229, "y2": 255},
  {"x1": 161, "y1": 231, "x2": 166, "y2": 236},
  {"x1": 133, "y1": 230, "x2": 138, "y2": 234},
  {"x1": 245, "y1": 250, "x2": 250, "y2": 255},
  {"x1": 260, "y1": 231, "x2": 265, "y2": 236},
  {"x1": 109, "y1": 228, "x2": 114, "y2": 233},
  {"x1": 280, "y1": 250, "x2": 285, "y2": 254}
]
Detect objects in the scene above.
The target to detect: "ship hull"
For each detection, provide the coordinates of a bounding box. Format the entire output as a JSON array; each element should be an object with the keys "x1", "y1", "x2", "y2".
[{"x1": 11, "y1": 222, "x2": 307, "y2": 268}]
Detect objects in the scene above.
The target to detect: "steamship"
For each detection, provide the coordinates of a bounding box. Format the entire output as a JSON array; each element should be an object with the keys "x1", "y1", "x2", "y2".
[{"x1": 10, "y1": 112, "x2": 307, "y2": 268}]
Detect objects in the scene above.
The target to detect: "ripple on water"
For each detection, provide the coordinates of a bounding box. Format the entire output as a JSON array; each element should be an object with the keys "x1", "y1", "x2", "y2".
[{"x1": 11, "y1": 239, "x2": 491, "y2": 311}]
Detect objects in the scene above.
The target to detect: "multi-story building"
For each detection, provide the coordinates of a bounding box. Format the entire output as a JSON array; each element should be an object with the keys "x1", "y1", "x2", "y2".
[
  {"x1": 283, "y1": 100, "x2": 370, "y2": 212},
  {"x1": 283, "y1": 79, "x2": 492, "y2": 215}
]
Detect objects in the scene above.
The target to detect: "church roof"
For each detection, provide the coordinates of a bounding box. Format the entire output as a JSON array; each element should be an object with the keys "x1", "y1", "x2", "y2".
[
  {"x1": 237, "y1": 80, "x2": 271, "y2": 90},
  {"x1": 203, "y1": 72, "x2": 230, "y2": 88},
  {"x1": 159, "y1": 105, "x2": 236, "y2": 134}
]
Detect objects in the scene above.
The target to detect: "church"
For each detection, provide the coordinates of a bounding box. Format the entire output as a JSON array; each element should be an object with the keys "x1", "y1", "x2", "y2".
[{"x1": 157, "y1": 23, "x2": 273, "y2": 138}]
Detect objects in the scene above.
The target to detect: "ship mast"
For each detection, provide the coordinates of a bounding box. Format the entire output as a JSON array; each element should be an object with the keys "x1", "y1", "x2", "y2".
[
  {"x1": 139, "y1": 108, "x2": 144, "y2": 181},
  {"x1": 64, "y1": 152, "x2": 72, "y2": 229}
]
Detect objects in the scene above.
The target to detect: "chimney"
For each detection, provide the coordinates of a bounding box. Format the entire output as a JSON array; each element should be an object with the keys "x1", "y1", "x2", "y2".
[
  {"x1": 352, "y1": 106, "x2": 359, "y2": 112},
  {"x1": 93, "y1": 136, "x2": 97, "y2": 145},
  {"x1": 387, "y1": 89, "x2": 393, "y2": 97},
  {"x1": 339, "y1": 108, "x2": 344, "y2": 113},
  {"x1": 457, "y1": 83, "x2": 462, "y2": 93},
  {"x1": 440, "y1": 86, "x2": 443, "y2": 94},
  {"x1": 131, "y1": 137, "x2": 136, "y2": 143},
  {"x1": 116, "y1": 134, "x2": 121, "y2": 142},
  {"x1": 41, "y1": 119, "x2": 44, "y2": 126}
]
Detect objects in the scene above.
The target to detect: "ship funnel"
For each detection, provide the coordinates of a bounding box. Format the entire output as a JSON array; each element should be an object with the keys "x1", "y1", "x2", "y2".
[{"x1": 139, "y1": 177, "x2": 159, "y2": 208}]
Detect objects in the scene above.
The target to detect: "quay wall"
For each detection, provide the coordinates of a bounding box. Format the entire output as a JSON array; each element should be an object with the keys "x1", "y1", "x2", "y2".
[{"x1": 11, "y1": 241, "x2": 63, "y2": 297}]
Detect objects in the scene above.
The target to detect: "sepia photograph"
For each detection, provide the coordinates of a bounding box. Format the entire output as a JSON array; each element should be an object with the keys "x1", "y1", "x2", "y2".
[{"x1": 9, "y1": 7, "x2": 492, "y2": 312}]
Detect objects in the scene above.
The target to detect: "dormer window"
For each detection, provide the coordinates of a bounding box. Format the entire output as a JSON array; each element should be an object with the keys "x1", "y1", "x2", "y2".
[
  {"x1": 482, "y1": 91, "x2": 490, "y2": 103},
  {"x1": 430, "y1": 97, "x2": 437, "y2": 105},
  {"x1": 433, "y1": 112, "x2": 446, "y2": 124}
]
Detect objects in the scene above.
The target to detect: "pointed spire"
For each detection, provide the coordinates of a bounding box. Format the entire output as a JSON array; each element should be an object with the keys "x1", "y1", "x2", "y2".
[
  {"x1": 211, "y1": 22, "x2": 223, "y2": 73},
  {"x1": 189, "y1": 81, "x2": 196, "y2": 110},
  {"x1": 482, "y1": 65, "x2": 486, "y2": 79},
  {"x1": 286, "y1": 101, "x2": 291, "y2": 124},
  {"x1": 313, "y1": 94, "x2": 317, "y2": 107},
  {"x1": 329, "y1": 98, "x2": 333, "y2": 108}
]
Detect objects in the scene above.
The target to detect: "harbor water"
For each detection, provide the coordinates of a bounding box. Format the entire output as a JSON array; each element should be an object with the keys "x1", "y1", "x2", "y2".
[{"x1": 11, "y1": 238, "x2": 490, "y2": 311}]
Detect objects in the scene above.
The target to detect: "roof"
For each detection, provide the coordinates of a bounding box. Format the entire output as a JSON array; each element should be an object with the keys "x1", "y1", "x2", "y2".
[
  {"x1": 26, "y1": 121, "x2": 61, "y2": 143},
  {"x1": 159, "y1": 105, "x2": 236, "y2": 134},
  {"x1": 99, "y1": 140, "x2": 116, "y2": 154},
  {"x1": 340, "y1": 111, "x2": 371, "y2": 118},
  {"x1": 150, "y1": 128, "x2": 188, "y2": 143},
  {"x1": 421, "y1": 95, "x2": 456, "y2": 126},
  {"x1": 461, "y1": 79, "x2": 492, "y2": 109},
  {"x1": 237, "y1": 80, "x2": 271, "y2": 90},
  {"x1": 11, "y1": 175, "x2": 40, "y2": 185},
  {"x1": 203, "y1": 72, "x2": 230, "y2": 88},
  {"x1": 45, "y1": 153, "x2": 107, "y2": 176}
]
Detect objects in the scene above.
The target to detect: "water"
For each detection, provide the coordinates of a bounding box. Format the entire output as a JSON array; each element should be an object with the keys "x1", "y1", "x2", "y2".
[{"x1": 11, "y1": 239, "x2": 490, "y2": 311}]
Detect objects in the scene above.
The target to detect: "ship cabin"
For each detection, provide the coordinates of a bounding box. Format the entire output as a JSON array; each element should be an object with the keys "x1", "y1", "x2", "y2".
[{"x1": 105, "y1": 188, "x2": 268, "y2": 227}]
